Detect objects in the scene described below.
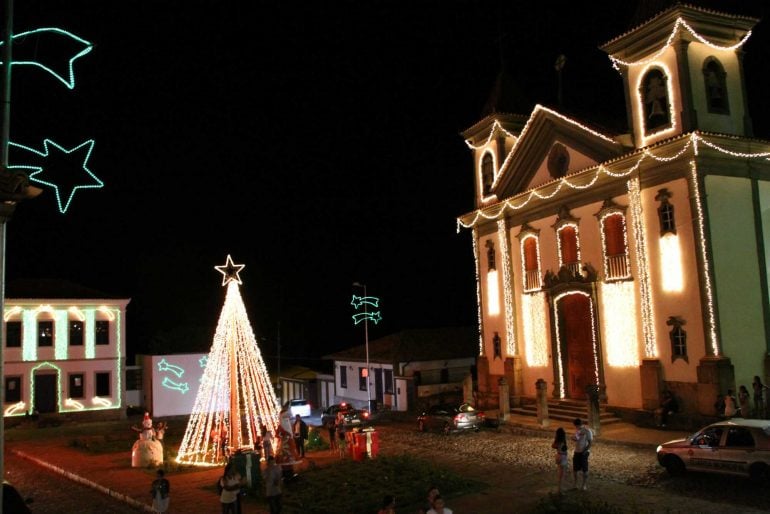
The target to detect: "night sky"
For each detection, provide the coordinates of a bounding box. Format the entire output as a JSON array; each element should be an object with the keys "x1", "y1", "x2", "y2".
[{"x1": 6, "y1": 1, "x2": 770, "y2": 367}]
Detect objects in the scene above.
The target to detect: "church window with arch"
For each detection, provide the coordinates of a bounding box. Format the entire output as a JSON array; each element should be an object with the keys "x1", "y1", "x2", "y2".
[
  {"x1": 481, "y1": 152, "x2": 494, "y2": 196},
  {"x1": 702, "y1": 57, "x2": 729, "y2": 115},
  {"x1": 521, "y1": 234, "x2": 542, "y2": 292},
  {"x1": 639, "y1": 68, "x2": 671, "y2": 134},
  {"x1": 601, "y1": 213, "x2": 630, "y2": 281},
  {"x1": 667, "y1": 316, "x2": 688, "y2": 363}
]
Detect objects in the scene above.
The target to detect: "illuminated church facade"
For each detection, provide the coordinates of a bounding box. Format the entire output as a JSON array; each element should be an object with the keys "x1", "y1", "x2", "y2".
[{"x1": 458, "y1": 5, "x2": 770, "y2": 415}]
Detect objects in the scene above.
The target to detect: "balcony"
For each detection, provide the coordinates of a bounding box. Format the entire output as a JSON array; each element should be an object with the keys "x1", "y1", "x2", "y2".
[
  {"x1": 524, "y1": 270, "x2": 541, "y2": 292},
  {"x1": 605, "y1": 253, "x2": 630, "y2": 281}
]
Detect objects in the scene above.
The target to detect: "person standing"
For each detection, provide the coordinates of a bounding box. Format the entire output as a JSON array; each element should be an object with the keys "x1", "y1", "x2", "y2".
[
  {"x1": 572, "y1": 418, "x2": 593, "y2": 491},
  {"x1": 655, "y1": 390, "x2": 678, "y2": 427},
  {"x1": 335, "y1": 411, "x2": 347, "y2": 458},
  {"x1": 292, "y1": 414, "x2": 308, "y2": 459},
  {"x1": 262, "y1": 425, "x2": 274, "y2": 460},
  {"x1": 262, "y1": 456, "x2": 283, "y2": 514},
  {"x1": 426, "y1": 495, "x2": 453, "y2": 514},
  {"x1": 326, "y1": 416, "x2": 337, "y2": 452},
  {"x1": 724, "y1": 389, "x2": 738, "y2": 418},
  {"x1": 753, "y1": 376, "x2": 768, "y2": 419},
  {"x1": 219, "y1": 462, "x2": 243, "y2": 514},
  {"x1": 738, "y1": 385, "x2": 751, "y2": 418},
  {"x1": 418, "y1": 485, "x2": 440, "y2": 514},
  {"x1": 551, "y1": 427, "x2": 569, "y2": 493},
  {"x1": 150, "y1": 469, "x2": 170, "y2": 513},
  {"x1": 377, "y1": 494, "x2": 396, "y2": 514}
]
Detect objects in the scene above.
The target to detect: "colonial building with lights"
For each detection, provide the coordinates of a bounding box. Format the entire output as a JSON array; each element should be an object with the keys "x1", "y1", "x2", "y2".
[
  {"x1": 458, "y1": 5, "x2": 770, "y2": 417},
  {"x1": 3, "y1": 279, "x2": 130, "y2": 420}
]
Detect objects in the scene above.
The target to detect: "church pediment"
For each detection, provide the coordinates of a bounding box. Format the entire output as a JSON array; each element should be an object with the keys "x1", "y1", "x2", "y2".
[{"x1": 492, "y1": 106, "x2": 624, "y2": 199}]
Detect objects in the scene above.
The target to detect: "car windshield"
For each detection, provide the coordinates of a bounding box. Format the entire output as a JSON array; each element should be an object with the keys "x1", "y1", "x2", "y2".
[{"x1": 458, "y1": 403, "x2": 476, "y2": 413}]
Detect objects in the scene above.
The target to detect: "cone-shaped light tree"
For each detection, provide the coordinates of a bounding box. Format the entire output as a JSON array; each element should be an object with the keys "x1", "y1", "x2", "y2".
[{"x1": 176, "y1": 255, "x2": 281, "y2": 466}]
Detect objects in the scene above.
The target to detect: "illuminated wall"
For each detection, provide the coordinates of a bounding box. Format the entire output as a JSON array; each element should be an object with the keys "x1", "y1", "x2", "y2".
[
  {"x1": 707, "y1": 175, "x2": 766, "y2": 389},
  {"x1": 643, "y1": 178, "x2": 705, "y2": 382},
  {"x1": 147, "y1": 353, "x2": 208, "y2": 417},
  {"x1": 759, "y1": 180, "x2": 770, "y2": 330},
  {"x1": 686, "y1": 42, "x2": 746, "y2": 135}
]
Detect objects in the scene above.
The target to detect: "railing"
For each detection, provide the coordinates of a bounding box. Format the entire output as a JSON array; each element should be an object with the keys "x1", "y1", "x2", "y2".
[
  {"x1": 564, "y1": 261, "x2": 582, "y2": 277},
  {"x1": 524, "y1": 270, "x2": 541, "y2": 291},
  {"x1": 605, "y1": 253, "x2": 630, "y2": 281}
]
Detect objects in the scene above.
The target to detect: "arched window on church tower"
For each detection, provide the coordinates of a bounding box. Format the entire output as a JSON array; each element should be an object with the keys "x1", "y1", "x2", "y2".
[
  {"x1": 639, "y1": 68, "x2": 671, "y2": 134},
  {"x1": 703, "y1": 57, "x2": 729, "y2": 115},
  {"x1": 481, "y1": 152, "x2": 494, "y2": 196}
]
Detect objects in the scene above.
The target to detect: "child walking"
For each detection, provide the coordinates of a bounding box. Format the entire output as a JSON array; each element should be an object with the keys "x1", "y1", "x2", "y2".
[{"x1": 150, "y1": 469, "x2": 170, "y2": 513}]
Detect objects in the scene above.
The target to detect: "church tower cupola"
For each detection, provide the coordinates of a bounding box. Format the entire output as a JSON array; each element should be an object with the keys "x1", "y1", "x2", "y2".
[
  {"x1": 461, "y1": 67, "x2": 530, "y2": 208},
  {"x1": 600, "y1": 4, "x2": 758, "y2": 148}
]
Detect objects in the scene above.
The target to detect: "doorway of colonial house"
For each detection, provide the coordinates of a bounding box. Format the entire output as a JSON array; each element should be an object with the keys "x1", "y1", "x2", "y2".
[
  {"x1": 556, "y1": 292, "x2": 598, "y2": 400},
  {"x1": 34, "y1": 372, "x2": 58, "y2": 413},
  {"x1": 374, "y1": 368, "x2": 384, "y2": 405}
]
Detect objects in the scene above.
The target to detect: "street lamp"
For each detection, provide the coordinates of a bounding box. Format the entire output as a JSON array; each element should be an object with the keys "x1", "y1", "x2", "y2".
[{"x1": 352, "y1": 282, "x2": 371, "y2": 412}]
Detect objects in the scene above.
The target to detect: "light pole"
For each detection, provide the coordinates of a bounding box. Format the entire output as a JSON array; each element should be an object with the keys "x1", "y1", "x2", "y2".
[{"x1": 352, "y1": 282, "x2": 371, "y2": 412}]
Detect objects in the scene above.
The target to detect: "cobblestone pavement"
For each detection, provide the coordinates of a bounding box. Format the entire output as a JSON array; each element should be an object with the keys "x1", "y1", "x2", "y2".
[
  {"x1": 5, "y1": 450, "x2": 139, "y2": 514},
  {"x1": 5, "y1": 418, "x2": 770, "y2": 514},
  {"x1": 375, "y1": 421, "x2": 770, "y2": 513}
]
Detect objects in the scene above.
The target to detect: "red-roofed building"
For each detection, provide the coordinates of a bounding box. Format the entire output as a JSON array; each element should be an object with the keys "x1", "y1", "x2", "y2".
[{"x1": 324, "y1": 327, "x2": 477, "y2": 412}]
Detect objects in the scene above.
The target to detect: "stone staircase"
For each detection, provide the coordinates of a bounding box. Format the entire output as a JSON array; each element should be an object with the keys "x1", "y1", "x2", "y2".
[{"x1": 510, "y1": 397, "x2": 623, "y2": 425}]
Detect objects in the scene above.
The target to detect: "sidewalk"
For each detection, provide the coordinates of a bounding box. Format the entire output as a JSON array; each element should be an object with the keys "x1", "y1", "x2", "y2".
[
  {"x1": 7, "y1": 414, "x2": 691, "y2": 513},
  {"x1": 496, "y1": 411, "x2": 693, "y2": 448}
]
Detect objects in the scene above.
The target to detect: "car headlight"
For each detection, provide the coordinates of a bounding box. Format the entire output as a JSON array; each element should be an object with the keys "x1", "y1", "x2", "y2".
[{"x1": 656, "y1": 445, "x2": 662, "y2": 453}]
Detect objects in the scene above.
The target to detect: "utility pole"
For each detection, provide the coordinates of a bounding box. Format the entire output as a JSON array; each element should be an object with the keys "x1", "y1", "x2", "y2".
[
  {"x1": 276, "y1": 322, "x2": 281, "y2": 403},
  {"x1": 0, "y1": 0, "x2": 16, "y2": 506},
  {"x1": 0, "y1": 1, "x2": 52, "y2": 501}
]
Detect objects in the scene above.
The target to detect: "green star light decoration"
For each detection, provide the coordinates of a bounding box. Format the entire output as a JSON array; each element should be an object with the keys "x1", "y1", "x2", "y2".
[{"x1": 9, "y1": 139, "x2": 103, "y2": 214}]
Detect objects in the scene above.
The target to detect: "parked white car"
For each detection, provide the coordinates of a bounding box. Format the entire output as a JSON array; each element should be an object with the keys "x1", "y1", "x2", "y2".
[
  {"x1": 283, "y1": 399, "x2": 311, "y2": 418},
  {"x1": 656, "y1": 419, "x2": 770, "y2": 481}
]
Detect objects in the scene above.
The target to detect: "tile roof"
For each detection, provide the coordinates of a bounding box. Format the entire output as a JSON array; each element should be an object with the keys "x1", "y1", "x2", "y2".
[
  {"x1": 324, "y1": 326, "x2": 477, "y2": 363},
  {"x1": 5, "y1": 278, "x2": 126, "y2": 300}
]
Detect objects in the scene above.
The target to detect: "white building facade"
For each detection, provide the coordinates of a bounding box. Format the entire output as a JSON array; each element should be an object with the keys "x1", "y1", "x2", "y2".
[{"x1": 4, "y1": 281, "x2": 130, "y2": 420}]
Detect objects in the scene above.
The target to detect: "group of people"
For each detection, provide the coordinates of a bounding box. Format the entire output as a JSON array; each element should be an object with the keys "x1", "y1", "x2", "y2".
[
  {"x1": 551, "y1": 418, "x2": 593, "y2": 494},
  {"x1": 217, "y1": 455, "x2": 284, "y2": 514},
  {"x1": 326, "y1": 410, "x2": 350, "y2": 458},
  {"x1": 720, "y1": 376, "x2": 769, "y2": 419}
]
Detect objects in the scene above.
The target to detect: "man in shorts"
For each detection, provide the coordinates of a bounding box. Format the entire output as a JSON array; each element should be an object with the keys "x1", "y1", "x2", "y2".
[{"x1": 572, "y1": 418, "x2": 593, "y2": 490}]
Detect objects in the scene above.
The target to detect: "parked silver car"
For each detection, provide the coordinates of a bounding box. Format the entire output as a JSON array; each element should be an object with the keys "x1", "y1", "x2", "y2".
[
  {"x1": 417, "y1": 403, "x2": 485, "y2": 434},
  {"x1": 656, "y1": 419, "x2": 770, "y2": 481}
]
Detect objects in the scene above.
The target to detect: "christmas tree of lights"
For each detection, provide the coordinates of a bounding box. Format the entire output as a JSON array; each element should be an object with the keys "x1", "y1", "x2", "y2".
[{"x1": 176, "y1": 255, "x2": 281, "y2": 466}]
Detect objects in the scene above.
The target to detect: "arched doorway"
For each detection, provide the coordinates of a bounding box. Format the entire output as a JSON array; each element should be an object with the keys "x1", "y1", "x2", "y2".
[{"x1": 555, "y1": 292, "x2": 598, "y2": 399}]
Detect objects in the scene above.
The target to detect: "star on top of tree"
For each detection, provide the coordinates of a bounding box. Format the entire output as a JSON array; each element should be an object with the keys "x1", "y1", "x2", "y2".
[{"x1": 214, "y1": 254, "x2": 245, "y2": 286}]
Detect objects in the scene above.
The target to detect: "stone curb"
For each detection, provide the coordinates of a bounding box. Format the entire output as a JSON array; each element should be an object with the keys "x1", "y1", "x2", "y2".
[
  {"x1": 11, "y1": 448, "x2": 154, "y2": 513},
  {"x1": 500, "y1": 422, "x2": 664, "y2": 450}
]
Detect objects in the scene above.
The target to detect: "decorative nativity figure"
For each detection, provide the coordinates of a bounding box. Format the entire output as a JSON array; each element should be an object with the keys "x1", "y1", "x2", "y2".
[{"x1": 131, "y1": 412, "x2": 164, "y2": 467}]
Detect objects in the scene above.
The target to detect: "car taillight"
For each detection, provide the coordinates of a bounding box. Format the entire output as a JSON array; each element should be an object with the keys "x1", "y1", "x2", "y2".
[
  {"x1": 477, "y1": 411, "x2": 485, "y2": 419},
  {"x1": 455, "y1": 414, "x2": 466, "y2": 424},
  {"x1": 362, "y1": 411, "x2": 369, "y2": 418}
]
